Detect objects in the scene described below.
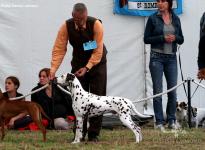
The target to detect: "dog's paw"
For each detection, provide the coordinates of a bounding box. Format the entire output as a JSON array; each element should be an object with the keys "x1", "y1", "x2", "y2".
[
  {"x1": 135, "y1": 137, "x2": 141, "y2": 143},
  {"x1": 139, "y1": 133, "x2": 143, "y2": 142},
  {"x1": 71, "y1": 140, "x2": 80, "y2": 144},
  {"x1": 135, "y1": 139, "x2": 140, "y2": 143}
]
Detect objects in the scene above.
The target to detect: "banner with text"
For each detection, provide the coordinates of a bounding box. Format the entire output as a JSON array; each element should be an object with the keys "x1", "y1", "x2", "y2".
[{"x1": 113, "y1": 0, "x2": 183, "y2": 16}]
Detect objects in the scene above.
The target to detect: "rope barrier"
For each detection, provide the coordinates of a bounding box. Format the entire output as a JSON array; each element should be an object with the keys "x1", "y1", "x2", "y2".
[
  {"x1": 8, "y1": 79, "x2": 204, "y2": 101},
  {"x1": 191, "y1": 79, "x2": 202, "y2": 98},
  {"x1": 56, "y1": 80, "x2": 186, "y2": 105},
  {"x1": 57, "y1": 85, "x2": 71, "y2": 95},
  {"x1": 133, "y1": 81, "x2": 186, "y2": 103},
  {"x1": 9, "y1": 84, "x2": 49, "y2": 100},
  {"x1": 192, "y1": 80, "x2": 205, "y2": 90}
]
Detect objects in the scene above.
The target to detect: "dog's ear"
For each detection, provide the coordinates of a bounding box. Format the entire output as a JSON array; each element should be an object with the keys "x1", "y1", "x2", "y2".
[
  {"x1": 66, "y1": 73, "x2": 75, "y2": 82},
  {"x1": 180, "y1": 101, "x2": 188, "y2": 109},
  {"x1": 181, "y1": 102, "x2": 187, "y2": 106}
]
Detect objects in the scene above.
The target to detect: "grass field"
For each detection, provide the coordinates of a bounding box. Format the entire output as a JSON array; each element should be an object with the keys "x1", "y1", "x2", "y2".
[{"x1": 0, "y1": 127, "x2": 205, "y2": 150}]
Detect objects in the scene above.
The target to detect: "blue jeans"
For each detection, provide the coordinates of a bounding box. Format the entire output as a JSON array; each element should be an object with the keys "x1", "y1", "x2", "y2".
[{"x1": 149, "y1": 51, "x2": 177, "y2": 125}]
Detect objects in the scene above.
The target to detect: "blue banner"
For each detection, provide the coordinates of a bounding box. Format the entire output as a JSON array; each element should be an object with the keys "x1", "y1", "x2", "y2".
[{"x1": 113, "y1": 0, "x2": 183, "y2": 16}]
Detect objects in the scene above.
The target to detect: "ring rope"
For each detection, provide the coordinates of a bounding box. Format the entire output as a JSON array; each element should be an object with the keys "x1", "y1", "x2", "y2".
[
  {"x1": 192, "y1": 80, "x2": 205, "y2": 90},
  {"x1": 57, "y1": 84, "x2": 71, "y2": 95},
  {"x1": 133, "y1": 81, "x2": 186, "y2": 103},
  {"x1": 56, "y1": 81, "x2": 186, "y2": 104},
  {"x1": 9, "y1": 84, "x2": 49, "y2": 100}
]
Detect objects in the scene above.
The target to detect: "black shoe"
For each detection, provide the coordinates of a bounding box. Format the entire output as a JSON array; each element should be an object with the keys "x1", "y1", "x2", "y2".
[
  {"x1": 88, "y1": 136, "x2": 99, "y2": 142},
  {"x1": 81, "y1": 137, "x2": 86, "y2": 142}
]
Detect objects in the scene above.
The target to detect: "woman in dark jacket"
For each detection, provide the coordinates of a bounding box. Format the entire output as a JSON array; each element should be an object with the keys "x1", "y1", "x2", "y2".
[
  {"x1": 144, "y1": 0, "x2": 184, "y2": 131},
  {"x1": 31, "y1": 68, "x2": 74, "y2": 130},
  {"x1": 3, "y1": 76, "x2": 32, "y2": 129}
]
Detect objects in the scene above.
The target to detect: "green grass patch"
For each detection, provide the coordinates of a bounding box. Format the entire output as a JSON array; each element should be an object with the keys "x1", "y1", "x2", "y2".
[{"x1": 0, "y1": 127, "x2": 205, "y2": 150}]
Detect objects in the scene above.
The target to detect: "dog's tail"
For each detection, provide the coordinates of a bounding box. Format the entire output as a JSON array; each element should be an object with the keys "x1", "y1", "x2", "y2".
[
  {"x1": 128, "y1": 100, "x2": 152, "y2": 118},
  {"x1": 37, "y1": 103, "x2": 51, "y2": 121}
]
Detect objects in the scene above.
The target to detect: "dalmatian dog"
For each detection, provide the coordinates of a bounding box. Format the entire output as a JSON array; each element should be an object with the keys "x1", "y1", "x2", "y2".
[{"x1": 56, "y1": 73, "x2": 151, "y2": 144}]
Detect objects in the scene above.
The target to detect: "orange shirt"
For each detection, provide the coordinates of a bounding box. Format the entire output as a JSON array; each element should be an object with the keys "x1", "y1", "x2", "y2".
[{"x1": 51, "y1": 20, "x2": 104, "y2": 74}]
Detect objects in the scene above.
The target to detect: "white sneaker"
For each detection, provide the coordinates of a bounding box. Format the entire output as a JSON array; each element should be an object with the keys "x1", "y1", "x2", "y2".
[
  {"x1": 168, "y1": 123, "x2": 178, "y2": 130},
  {"x1": 155, "y1": 124, "x2": 165, "y2": 132}
]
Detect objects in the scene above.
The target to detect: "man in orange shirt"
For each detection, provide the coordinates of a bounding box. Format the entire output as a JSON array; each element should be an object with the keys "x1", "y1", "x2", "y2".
[{"x1": 50, "y1": 3, "x2": 107, "y2": 142}]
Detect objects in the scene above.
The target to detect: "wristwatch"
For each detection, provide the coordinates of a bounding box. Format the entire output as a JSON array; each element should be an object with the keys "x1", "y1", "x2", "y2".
[{"x1": 85, "y1": 67, "x2": 90, "y2": 72}]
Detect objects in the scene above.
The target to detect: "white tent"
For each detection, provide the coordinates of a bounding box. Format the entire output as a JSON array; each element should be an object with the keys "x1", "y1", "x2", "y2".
[{"x1": 0, "y1": 0, "x2": 205, "y2": 114}]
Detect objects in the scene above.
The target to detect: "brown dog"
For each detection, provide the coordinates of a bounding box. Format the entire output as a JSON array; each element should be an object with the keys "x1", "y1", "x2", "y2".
[{"x1": 0, "y1": 89, "x2": 49, "y2": 141}]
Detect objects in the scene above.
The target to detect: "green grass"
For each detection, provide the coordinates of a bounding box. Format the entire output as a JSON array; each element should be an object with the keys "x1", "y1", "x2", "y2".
[{"x1": 0, "y1": 127, "x2": 205, "y2": 150}]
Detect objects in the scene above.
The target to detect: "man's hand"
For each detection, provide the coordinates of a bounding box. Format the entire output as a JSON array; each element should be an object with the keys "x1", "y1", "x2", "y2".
[
  {"x1": 49, "y1": 71, "x2": 56, "y2": 80},
  {"x1": 165, "y1": 34, "x2": 176, "y2": 43},
  {"x1": 74, "y1": 67, "x2": 88, "y2": 77},
  {"x1": 198, "y1": 68, "x2": 205, "y2": 80}
]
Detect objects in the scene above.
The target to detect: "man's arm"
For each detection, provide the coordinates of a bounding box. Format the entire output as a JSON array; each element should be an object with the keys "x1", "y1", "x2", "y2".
[
  {"x1": 50, "y1": 22, "x2": 69, "y2": 79},
  {"x1": 86, "y1": 20, "x2": 104, "y2": 70}
]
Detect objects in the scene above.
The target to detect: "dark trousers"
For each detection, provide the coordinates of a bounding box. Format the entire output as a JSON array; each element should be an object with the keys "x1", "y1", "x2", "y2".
[
  {"x1": 13, "y1": 115, "x2": 32, "y2": 129},
  {"x1": 72, "y1": 62, "x2": 107, "y2": 138}
]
